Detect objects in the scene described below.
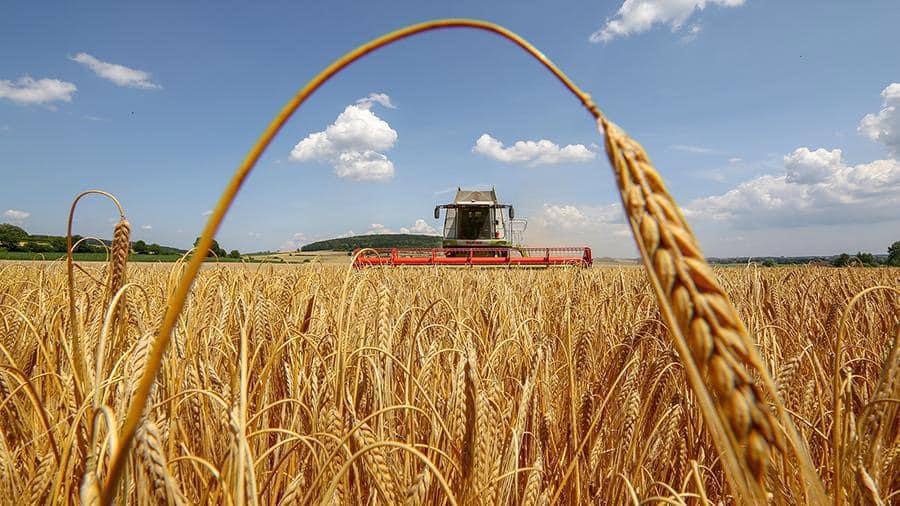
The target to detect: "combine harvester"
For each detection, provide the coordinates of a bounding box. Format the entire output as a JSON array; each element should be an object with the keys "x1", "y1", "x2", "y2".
[{"x1": 354, "y1": 188, "x2": 592, "y2": 267}]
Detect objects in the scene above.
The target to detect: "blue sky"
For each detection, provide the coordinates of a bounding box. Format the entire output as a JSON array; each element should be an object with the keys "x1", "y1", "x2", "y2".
[{"x1": 1, "y1": 0, "x2": 898, "y2": 256}]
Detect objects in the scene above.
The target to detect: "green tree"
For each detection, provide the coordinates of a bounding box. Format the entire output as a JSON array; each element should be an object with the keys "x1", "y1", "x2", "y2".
[
  {"x1": 888, "y1": 241, "x2": 900, "y2": 267},
  {"x1": 228, "y1": 249, "x2": 241, "y2": 259},
  {"x1": 855, "y1": 252, "x2": 877, "y2": 266},
  {"x1": 134, "y1": 240, "x2": 148, "y2": 254},
  {"x1": 49, "y1": 237, "x2": 66, "y2": 252},
  {"x1": 761, "y1": 259, "x2": 776, "y2": 267},
  {"x1": 27, "y1": 242, "x2": 53, "y2": 253},
  {"x1": 70, "y1": 234, "x2": 90, "y2": 253},
  {"x1": 832, "y1": 253, "x2": 850, "y2": 267},
  {"x1": 148, "y1": 243, "x2": 161, "y2": 255},
  {"x1": 0, "y1": 223, "x2": 28, "y2": 249},
  {"x1": 193, "y1": 237, "x2": 226, "y2": 258}
]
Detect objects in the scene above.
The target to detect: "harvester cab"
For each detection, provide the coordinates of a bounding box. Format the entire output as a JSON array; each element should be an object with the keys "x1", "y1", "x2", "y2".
[
  {"x1": 433, "y1": 187, "x2": 515, "y2": 250},
  {"x1": 353, "y1": 186, "x2": 592, "y2": 267}
]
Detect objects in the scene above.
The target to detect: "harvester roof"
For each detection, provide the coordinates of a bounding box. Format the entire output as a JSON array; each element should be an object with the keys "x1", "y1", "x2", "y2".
[{"x1": 453, "y1": 188, "x2": 498, "y2": 205}]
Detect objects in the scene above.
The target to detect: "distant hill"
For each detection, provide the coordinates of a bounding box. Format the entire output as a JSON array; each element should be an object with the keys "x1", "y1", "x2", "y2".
[{"x1": 301, "y1": 234, "x2": 441, "y2": 252}]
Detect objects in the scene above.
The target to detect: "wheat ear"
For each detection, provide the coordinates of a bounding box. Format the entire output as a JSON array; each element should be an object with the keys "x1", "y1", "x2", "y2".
[
  {"x1": 136, "y1": 420, "x2": 185, "y2": 506},
  {"x1": 350, "y1": 414, "x2": 400, "y2": 503},
  {"x1": 107, "y1": 219, "x2": 131, "y2": 304},
  {"x1": 599, "y1": 117, "x2": 822, "y2": 502},
  {"x1": 405, "y1": 467, "x2": 432, "y2": 506}
]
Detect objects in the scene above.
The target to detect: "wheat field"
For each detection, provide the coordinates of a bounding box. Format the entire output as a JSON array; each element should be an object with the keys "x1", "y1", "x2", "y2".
[{"x1": 0, "y1": 260, "x2": 897, "y2": 504}]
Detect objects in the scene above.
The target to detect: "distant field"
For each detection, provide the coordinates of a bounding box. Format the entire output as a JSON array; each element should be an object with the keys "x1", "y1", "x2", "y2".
[
  {"x1": 249, "y1": 250, "x2": 353, "y2": 264},
  {"x1": 0, "y1": 251, "x2": 246, "y2": 262}
]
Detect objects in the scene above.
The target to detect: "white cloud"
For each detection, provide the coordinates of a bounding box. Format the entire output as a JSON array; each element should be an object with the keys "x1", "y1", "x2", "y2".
[
  {"x1": 590, "y1": 0, "x2": 746, "y2": 43},
  {"x1": 527, "y1": 203, "x2": 631, "y2": 253},
  {"x1": 858, "y1": 83, "x2": 900, "y2": 156},
  {"x1": 334, "y1": 150, "x2": 394, "y2": 180},
  {"x1": 400, "y1": 219, "x2": 439, "y2": 235},
  {"x1": 688, "y1": 84, "x2": 900, "y2": 228},
  {"x1": 473, "y1": 134, "x2": 596, "y2": 166},
  {"x1": 686, "y1": 148, "x2": 900, "y2": 226},
  {"x1": 541, "y1": 204, "x2": 590, "y2": 229},
  {"x1": 0, "y1": 76, "x2": 77, "y2": 107},
  {"x1": 672, "y1": 144, "x2": 714, "y2": 154},
  {"x1": 783, "y1": 147, "x2": 843, "y2": 184},
  {"x1": 2, "y1": 209, "x2": 30, "y2": 224},
  {"x1": 202, "y1": 210, "x2": 213, "y2": 216},
  {"x1": 140, "y1": 224, "x2": 152, "y2": 230},
  {"x1": 728, "y1": 157, "x2": 742, "y2": 163},
  {"x1": 289, "y1": 94, "x2": 397, "y2": 181},
  {"x1": 356, "y1": 93, "x2": 395, "y2": 109},
  {"x1": 248, "y1": 232, "x2": 263, "y2": 239},
  {"x1": 69, "y1": 52, "x2": 160, "y2": 89},
  {"x1": 365, "y1": 223, "x2": 394, "y2": 235},
  {"x1": 540, "y1": 203, "x2": 622, "y2": 229}
]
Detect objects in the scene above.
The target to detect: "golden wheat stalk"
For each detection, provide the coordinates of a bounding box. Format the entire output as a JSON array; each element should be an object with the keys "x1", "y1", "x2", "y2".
[
  {"x1": 599, "y1": 117, "x2": 828, "y2": 503},
  {"x1": 65, "y1": 189, "x2": 127, "y2": 458}
]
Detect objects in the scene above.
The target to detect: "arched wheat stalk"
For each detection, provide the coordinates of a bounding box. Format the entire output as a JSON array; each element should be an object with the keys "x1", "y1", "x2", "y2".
[{"x1": 96, "y1": 18, "x2": 834, "y2": 505}]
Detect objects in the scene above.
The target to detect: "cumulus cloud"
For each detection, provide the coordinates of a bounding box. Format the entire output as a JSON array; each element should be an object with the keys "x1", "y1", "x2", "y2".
[
  {"x1": 290, "y1": 94, "x2": 398, "y2": 181},
  {"x1": 540, "y1": 203, "x2": 622, "y2": 229},
  {"x1": 0, "y1": 76, "x2": 76, "y2": 107},
  {"x1": 686, "y1": 147, "x2": 900, "y2": 226},
  {"x1": 529, "y1": 203, "x2": 630, "y2": 251},
  {"x1": 784, "y1": 147, "x2": 843, "y2": 184},
  {"x1": 69, "y1": 52, "x2": 160, "y2": 89},
  {"x1": 590, "y1": 0, "x2": 745, "y2": 43},
  {"x1": 858, "y1": 83, "x2": 900, "y2": 156},
  {"x1": 400, "y1": 219, "x2": 439, "y2": 235},
  {"x1": 364, "y1": 223, "x2": 394, "y2": 235},
  {"x1": 3, "y1": 209, "x2": 30, "y2": 224},
  {"x1": 140, "y1": 224, "x2": 152, "y2": 230},
  {"x1": 473, "y1": 134, "x2": 596, "y2": 166},
  {"x1": 687, "y1": 84, "x2": 900, "y2": 228}
]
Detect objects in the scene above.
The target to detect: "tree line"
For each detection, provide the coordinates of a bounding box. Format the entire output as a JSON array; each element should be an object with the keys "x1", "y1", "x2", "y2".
[
  {"x1": 0, "y1": 223, "x2": 236, "y2": 257},
  {"x1": 831, "y1": 241, "x2": 900, "y2": 267},
  {"x1": 192, "y1": 237, "x2": 241, "y2": 259}
]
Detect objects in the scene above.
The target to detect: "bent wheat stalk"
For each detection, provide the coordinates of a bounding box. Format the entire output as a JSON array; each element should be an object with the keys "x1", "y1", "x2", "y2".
[
  {"x1": 101, "y1": 18, "x2": 827, "y2": 505},
  {"x1": 65, "y1": 189, "x2": 126, "y2": 448}
]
